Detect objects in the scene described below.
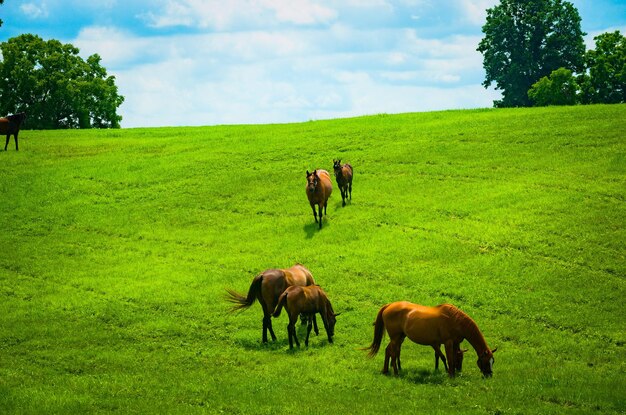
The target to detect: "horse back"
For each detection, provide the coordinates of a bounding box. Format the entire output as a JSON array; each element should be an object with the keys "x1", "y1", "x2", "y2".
[
  {"x1": 283, "y1": 264, "x2": 315, "y2": 287},
  {"x1": 342, "y1": 164, "x2": 353, "y2": 181},
  {"x1": 384, "y1": 302, "x2": 461, "y2": 345},
  {"x1": 317, "y1": 170, "x2": 333, "y2": 198}
]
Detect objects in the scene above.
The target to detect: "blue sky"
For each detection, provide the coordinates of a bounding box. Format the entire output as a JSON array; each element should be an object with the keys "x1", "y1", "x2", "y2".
[{"x1": 2, "y1": 0, "x2": 625, "y2": 128}]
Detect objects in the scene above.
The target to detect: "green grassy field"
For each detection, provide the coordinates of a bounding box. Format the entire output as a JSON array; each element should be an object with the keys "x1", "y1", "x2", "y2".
[{"x1": 1, "y1": 105, "x2": 624, "y2": 414}]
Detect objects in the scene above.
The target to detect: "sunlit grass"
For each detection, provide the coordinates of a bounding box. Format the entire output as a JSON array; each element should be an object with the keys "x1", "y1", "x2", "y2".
[{"x1": 1, "y1": 105, "x2": 625, "y2": 414}]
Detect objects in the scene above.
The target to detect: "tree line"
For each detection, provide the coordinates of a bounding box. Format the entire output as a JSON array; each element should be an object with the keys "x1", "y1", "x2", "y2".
[{"x1": 478, "y1": 0, "x2": 626, "y2": 107}]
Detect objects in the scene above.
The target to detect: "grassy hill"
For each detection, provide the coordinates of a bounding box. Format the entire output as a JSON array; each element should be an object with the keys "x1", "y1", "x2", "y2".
[{"x1": 1, "y1": 105, "x2": 624, "y2": 414}]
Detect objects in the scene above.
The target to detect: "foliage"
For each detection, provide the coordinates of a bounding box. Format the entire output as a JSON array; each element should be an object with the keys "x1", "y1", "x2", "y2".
[
  {"x1": 528, "y1": 67, "x2": 578, "y2": 106},
  {"x1": 578, "y1": 31, "x2": 626, "y2": 104},
  {"x1": 0, "y1": 34, "x2": 124, "y2": 129},
  {"x1": 1, "y1": 105, "x2": 625, "y2": 414},
  {"x1": 477, "y1": 0, "x2": 586, "y2": 108}
]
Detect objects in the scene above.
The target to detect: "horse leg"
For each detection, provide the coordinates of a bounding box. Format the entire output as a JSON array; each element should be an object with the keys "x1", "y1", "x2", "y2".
[
  {"x1": 317, "y1": 204, "x2": 323, "y2": 229},
  {"x1": 262, "y1": 315, "x2": 268, "y2": 343},
  {"x1": 444, "y1": 341, "x2": 456, "y2": 377},
  {"x1": 311, "y1": 205, "x2": 318, "y2": 224},
  {"x1": 4, "y1": 134, "x2": 8, "y2": 151},
  {"x1": 267, "y1": 314, "x2": 277, "y2": 341},
  {"x1": 396, "y1": 334, "x2": 405, "y2": 372},
  {"x1": 289, "y1": 314, "x2": 300, "y2": 348},
  {"x1": 312, "y1": 314, "x2": 319, "y2": 336},
  {"x1": 433, "y1": 346, "x2": 448, "y2": 371},
  {"x1": 305, "y1": 315, "x2": 313, "y2": 346},
  {"x1": 383, "y1": 342, "x2": 392, "y2": 374}
]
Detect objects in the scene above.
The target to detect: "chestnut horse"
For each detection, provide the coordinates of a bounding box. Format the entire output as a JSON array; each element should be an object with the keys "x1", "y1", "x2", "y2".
[
  {"x1": 365, "y1": 302, "x2": 496, "y2": 377},
  {"x1": 1, "y1": 112, "x2": 26, "y2": 151},
  {"x1": 306, "y1": 169, "x2": 332, "y2": 229},
  {"x1": 333, "y1": 159, "x2": 353, "y2": 207},
  {"x1": 226, "y1": 264, "x2": 317, "y2": 343},
  {"x1": 273, "y1": 284, "x2": 338, "y2": 349}
]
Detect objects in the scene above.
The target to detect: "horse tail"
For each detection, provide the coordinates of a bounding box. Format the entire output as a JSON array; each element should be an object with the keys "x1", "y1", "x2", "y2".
[
  {"x1": 225, "y1": 274, "x2": 263, "y2": 312},
  {"x1": 365, "y1": 304, "x2": 389, "y2": 357},
  {"x1": 272, "y1": 291, "x2": 288, "y2": 318}
]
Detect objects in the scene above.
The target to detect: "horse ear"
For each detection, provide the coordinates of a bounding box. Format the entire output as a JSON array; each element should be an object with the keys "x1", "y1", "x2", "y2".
[
  {"x1": 492, "y1": 347, "x2": 498, "y2": 353},
  {"x1": 306, "y1": 170, "x2": 310, "y2": 177}
]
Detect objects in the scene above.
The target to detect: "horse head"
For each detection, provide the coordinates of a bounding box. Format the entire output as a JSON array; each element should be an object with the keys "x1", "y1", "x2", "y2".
[
  {"x1": 477, "y1": 347, "x2": 497, "y2": 377},
  {"x1": 306, "y1": 170, "x2": 319, "y2": 194},
  {"x1": 333, "y1": 159, "x2": 342, "y2": 173}
]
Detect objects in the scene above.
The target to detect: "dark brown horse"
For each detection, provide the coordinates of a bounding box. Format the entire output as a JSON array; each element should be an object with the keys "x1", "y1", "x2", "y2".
[
  {"x1": 365, "y1": 302, "x2": 496, "y2": 377},
  {"x1": 1, "y1": 112, "x2": 26, "y2": 151},
  {"x1": 306, "y1": 169, "x2": 332, "y2": 229},
  {"x1": 226, "y1": 264, "x2": 317, "y2": 343},
  {"x1": 273, "y1": 284, "x2": 338, "y2": 349},
  {"x1": 333, "y1": 159, "x2": 353, "y2": 207}
]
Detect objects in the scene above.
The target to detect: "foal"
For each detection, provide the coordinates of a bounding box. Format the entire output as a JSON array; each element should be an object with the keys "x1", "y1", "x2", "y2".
[
  {"x1": 333, "y1": 159, "x2": 353, "y2": 207},
  {"x1": 273, "y1": 285, "x2": 338, "y2": 349},
  {"x1": 225, "y1": 264, "x2": 317, "y2": 343}
]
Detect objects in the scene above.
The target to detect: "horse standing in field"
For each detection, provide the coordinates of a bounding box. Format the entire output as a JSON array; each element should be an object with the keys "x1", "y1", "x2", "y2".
[
  {"x1": 273, "y1": 284, "x2": 338, "y2": 349},
  {"x1": 1, "y1": 112, "x2": 26, "y2": 151},
  {"x1": 333, "y1": 159, "x2": 353, "y2": 207},
  {"x1": 365, "y1": 302, "x2": 496, "y2": 377},
  {"x1": 306, "y1": 169, "x2": 332, "y2": 229},
  {"x1": 225, "y1": 264, "x2": 317, "y2": 343}
]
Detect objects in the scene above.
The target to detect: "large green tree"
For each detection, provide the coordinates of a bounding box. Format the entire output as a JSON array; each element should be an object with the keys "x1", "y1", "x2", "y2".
[
  {"x1": 477, "y1": 0, "x2": 586, "y2": 108},
  {"x1": 0, "y1": 34, "x2": 124, "y2": 129},
  {"x1": 578, "y1": 31, "x2": 626, "y2": 104}
]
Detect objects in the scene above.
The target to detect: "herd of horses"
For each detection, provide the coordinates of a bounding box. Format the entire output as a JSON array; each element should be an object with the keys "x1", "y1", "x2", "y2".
[
  {"x1": 1, "y1": 112, "x2": 26, "y2": 151},
  {"x1": 227, "y1": 160, "x2": 497, "y2": 379},
  {"x1": 3, "y1": 111, "x2": 496, "y2": 378}
]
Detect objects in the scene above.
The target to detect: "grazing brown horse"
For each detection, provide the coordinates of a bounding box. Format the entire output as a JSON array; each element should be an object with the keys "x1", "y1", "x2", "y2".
[
  {"x1": 306, "y1": 169, "x2": 332, "y2": 229},
  {"x1": 365, "y1": 302, "x2": 496, "y2": 377},
  {"x1": 225, "y1": 264, "x2": 317, "y2": 343},
  {"x1": 1, "y1": 112, "x2": 26, "y2": 151},
  {"x1": 333, "y1": 159, "x2": 353, "y2": 207},
  {"x1": 273, "y1": 284, "x2": 338, "y2": 349}
]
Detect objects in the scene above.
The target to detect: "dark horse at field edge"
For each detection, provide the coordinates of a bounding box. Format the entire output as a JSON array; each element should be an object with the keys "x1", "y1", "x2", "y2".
[
  {"x1": 1, "y1": 112, "x2": 26, "y2": 151},
  {"x1": 225, "y1": 264, "x2": 317, "y2": 343},
  {"x1": 365, "y1": 301, "x2": 496, "y2": 377}
]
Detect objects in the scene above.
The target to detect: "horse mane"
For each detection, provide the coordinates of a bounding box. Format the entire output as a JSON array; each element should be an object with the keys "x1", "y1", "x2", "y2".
[{"x1": 442, "y1": 304, "x2": 488, "y2": 355}]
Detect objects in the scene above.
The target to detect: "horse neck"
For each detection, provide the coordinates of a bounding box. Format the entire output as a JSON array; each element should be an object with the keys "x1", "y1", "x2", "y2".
[{"x1": 455, "y1": 309, "x2": 489, "y2": 356}]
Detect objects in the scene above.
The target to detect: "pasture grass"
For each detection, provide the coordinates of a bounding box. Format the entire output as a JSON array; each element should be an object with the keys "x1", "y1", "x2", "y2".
[{"x1": 1, "y1": 104, "x2": 625, "y2": 414}]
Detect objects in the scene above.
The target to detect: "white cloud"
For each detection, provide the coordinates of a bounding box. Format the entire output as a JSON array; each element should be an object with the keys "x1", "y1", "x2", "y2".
[
  {"x1": 71, "y1": 10, "x2": 500, "y2": 128},
  {"x1": 21, "y1": 2, "x2": 49, "y2": 19},
  {"x1": 141, "y1": 0, "x2": 337, "y2": 30}
]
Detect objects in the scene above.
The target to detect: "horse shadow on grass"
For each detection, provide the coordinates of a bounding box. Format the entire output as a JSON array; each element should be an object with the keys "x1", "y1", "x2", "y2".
[
  {"x1": 303, "y1": 221, "x2": 332, "y2": 239},
  {"x1": 380, "y1": 368, "x2": 447, "y2": 385},
  {"x1": 235, "y1": 323, "x2": 330, "y2": 352}
]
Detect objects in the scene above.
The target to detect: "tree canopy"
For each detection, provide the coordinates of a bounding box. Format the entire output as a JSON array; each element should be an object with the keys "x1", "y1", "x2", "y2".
[
  {"x1": 477, "y1": 0, "x2": 586, "y2": 108},
  {"x1": 578, "y1": 31, "x2": 626, "y2": 104},
  {"x1": 0, "y1": 34, "x2": 124, "y2": 129}
]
